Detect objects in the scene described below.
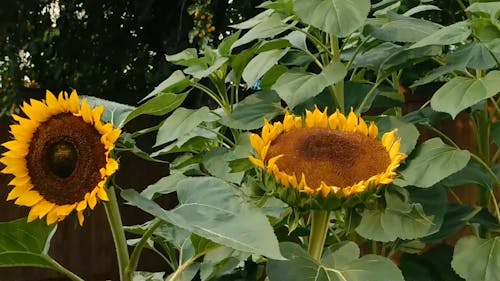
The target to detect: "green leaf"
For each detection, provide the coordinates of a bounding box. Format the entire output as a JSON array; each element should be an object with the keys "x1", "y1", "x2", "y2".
[
  {"x1": 84, "y1": 96, "x2": 135, "y2": 128},
  {"x1": 219, "y1": 91, "x2": 284, "y2": 130},
  {"x1": 140, "y1": 173, "x2": 187, "y2": 200},
  {"x1": 294, "y1": 0, "x2": 370, "y2": 37},
  {"x1": 267, "y1": 242, "x2": 404, "y2": 281},
  {"x1": 422, "y1": 204, "x2": 473, "y2": 243},
  {"x1": 351, "y1": 42, "x2": 402, "y2": 71},
  {"x1": 121, "y1": 177, "x2": 283, "y2": 260},
  {"x1": 0, "y1": 219, "x2": 57, "y2": 269},
  {"x1": 140, "y1": 70, "x2": 190, "y2": 102},
  {"x1": 409, "y1": 21, "x2": 471, "y2": 49},
  {"x1": 259, "y1": 0, "x2": 295, "y2": 16},
  {"x1": 132, "y1": 271, "x2": 165, "y2": 281},
  {"x1": 365, "y1": 13, "x2": 442, "y2": 43},
  {"x1": 376, "y1": 116, "x2": 420, "y2": 155},
  {"x1": 232, "y1": 13, "x2": 290, "y2": 49},
  {"x1": 440, "y1": 163, "x2": 494, "y2": 190},
  {"x1": 396, "y1": 138, "x2": 470, "y2": 188},
  {"x1": 242, "y1": 48, "x2": 289, "y2": 87},
  {"x1": 184, "y1": 56, "x2": 229, "y2": 79},
  {"x1": 466, "y1": 2, "x2": 500, "y2": 23},
  {"x1": 124, "y1": 92, "x2": 187, "y2": 125},
  {"x1": 218, "y1": 30, "x2": 241, "y2": 56},
  {"x1": 412, "y1": 42, "x2": 500, "y2": 87},
  {"x1": 229, "y1": 10, "x2": 274, "y2": 30},
  {"x1": 272, "y1": 62, "x2": 346, "y2": 108},
  {"x1": 154, "y1": 107, "x2": 219, "y2": 147},
  {"x1": 320, "y1": 241, "x2": 360, "y2": 268},
  {"x1": 165, "y1": 48, "x2": 198, "y2": 65},
  {"x1": 431, "y1": 70, "x2": 500, "y2": 118},
  {"x1": 451, "y1": 236, "x2": 500, "y2": 281},
  {"x1": 202, "y1": 147, "x2": 245, "y2": 184},
  {"x1": 356, "y1": 187, "x2": 437, "y2": 242}
]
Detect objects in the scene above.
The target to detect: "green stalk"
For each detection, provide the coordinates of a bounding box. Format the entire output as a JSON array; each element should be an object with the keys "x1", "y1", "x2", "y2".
[
  {"x1": 126, "y1": 219, "x2": 163, "y2": 276},
  {"x1": 308, "y1": 210, "x2": 331, "y2": 260},
  {"x1": 44, "y1": 255, "x2": 85, "y2": 281},
  {"x1": 472, "y1": 107, "x2": 491, "y2": 208},
  {"x1": 330, "y1": 34, "x2": 344, "y2": 112},
  {"x1": 104, "y1": 186, "x2": 131, "y2": 281}
]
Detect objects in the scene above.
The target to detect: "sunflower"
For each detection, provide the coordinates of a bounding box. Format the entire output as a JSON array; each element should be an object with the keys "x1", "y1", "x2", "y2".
[
  {"x1": 249, "y1": 107, "x2": 406, "y2": 210},
  {"x1": 0, "y1": 90, "x2": 121, "y2": 225}
]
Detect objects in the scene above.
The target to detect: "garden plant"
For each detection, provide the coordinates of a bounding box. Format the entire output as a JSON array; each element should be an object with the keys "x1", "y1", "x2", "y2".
[{"x1": 0, "y1": 0, "x2": 499, "y2": 281}]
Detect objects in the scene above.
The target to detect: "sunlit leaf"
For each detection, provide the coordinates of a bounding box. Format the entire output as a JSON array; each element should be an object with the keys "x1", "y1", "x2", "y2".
[
  {"x1": 242, "y1": 48, "x2": 289, "y2": 87},
  {"x1": 396, "y1": 138, "x2": 470, "y2": 188},
  {"x1": 0, "y1": 219, "x2": 57, "y2": 269},
  {"x1": 294, "y1": 0, "x2": 370, "y2": 37},
  {"x1": 272, "y1": 62, "x2": 346, "y2": 108},
  {"x1": 451, "y1": 236, "x2": 500, "y2": 281},
  {"x1": 219, "y1": 91, "x2": 284, "y2": 130},
  {"x1": 154, "y1": 107, "x2": 219, "y2": 147},
  {"x1": 409, "y1": 21, "x2": 471, "y2": 49},
  {"x1": 267, "y1": 242, "x2": 404, "y2": 281},
  {"x1": 124, "y1": 92, "x2": 187, "y2": 124},
  {"x1": 431, "y1": 70, "x2": 500, "y2": 118},
  {"x1": 121, "y1": 177, "x2": 283, "y2": 260}
]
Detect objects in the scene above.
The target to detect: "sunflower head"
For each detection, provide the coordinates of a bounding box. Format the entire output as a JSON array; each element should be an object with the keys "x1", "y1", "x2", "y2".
[
  {"x1": 249, "y1": 107, "x2": 407, "y2": 210},
  {"x1": 0, "y1": 90, "x2": 121, "y2": 225}
]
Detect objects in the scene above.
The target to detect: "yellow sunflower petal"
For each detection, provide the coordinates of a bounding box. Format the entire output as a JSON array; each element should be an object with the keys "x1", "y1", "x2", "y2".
[
  {"x1": 14, "y1": 190, "x2": 43, "y2": 207},
  {"x1": 27, "y1": 201, "x2": 56, "y2": 222},
  {"x1": 368, "y1": 122, "x2": 378, "y2": 138},
  {"x1": 7, "y1": 184, "x2": 32, "y2": 201},
  {"x1": 77, "y1": 211, "x2": 85, "y2": 226},
  {"x1": 97, "y1": 183, "x2": 109, "y2": 201}
]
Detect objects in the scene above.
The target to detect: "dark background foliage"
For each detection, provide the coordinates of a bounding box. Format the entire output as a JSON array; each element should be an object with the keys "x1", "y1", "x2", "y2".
[{"x1": 0, "y1": 0, "x2": 262, "y2": 115}]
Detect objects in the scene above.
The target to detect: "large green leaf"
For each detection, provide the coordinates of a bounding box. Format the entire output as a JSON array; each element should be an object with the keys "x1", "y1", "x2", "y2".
[
  {"x1": 123, "y1": 92, "x2": 187, "y2": 125},
  {"x1": 219, "y1": 91, "x2": 284, "y2": 130},
  {"x1": 409, "y1": 21, "x2": 471, "y2": 49},
  {"x1": 202, "y1": 147, "x2": 245, "y2": 184},
  {"x1": 154, "y1": 107, "x2": 219, "y2": 147},
  {"x1": 267, "y1": 242, "x2": 404, "y2": 281},
  {"x1": 431, "y1": 70, "x2": 500, "y2": 118},
  {"x1": 0, "y1": 219, "x2": 57, "y2": 268},
  {"x1": 412, "y1": 42, "x2": 500, "y2": 87},
  {"x1": 294, "y1": 0, "x2": 370, "y2": 37},
  {"x1": 376, "y1": 116, "x2": 420, "y2": 155},
  {"x1": 272, "y1": 62, "x2": 346, "y2": 108},
  {"x1": 140, "y1": 71, "x2": 190, "y2": 102},
  {"x1": 232, "y1": 13, "x2": 290, "y2": 49},
  {"x1": 451, "y1": 236, "x2": 500, "y2": 281},
  {"x1": 365, "y1": 13, "x2": 442, "y2": 43},
  {"x1": 121, "y1": 177, "x2": 283, "y2": 260},
  {"x1": 395, "y1": 138, "x2": 470, "y2": 188},
  {"x1": 84, "y1": 96, "x2": 135, "y2": 128},
  {"x1": 356, "y1": 187, "x2": 436, "y2": 242},
  {"x1": 242, "y1": 48, "x2": 289, "y2": 87},
  {"x1": 351, "y1": 42, "x2": 402, "y2": 71}
]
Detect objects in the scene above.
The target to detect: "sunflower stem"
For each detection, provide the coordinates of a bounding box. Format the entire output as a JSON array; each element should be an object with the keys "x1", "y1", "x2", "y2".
[
  {"x1": 126, "y1": 219, "x2": 162, "y2": 275},
  {"x1": 104, "y1": 185, "x2": 131, "y2": 281},
  {"x1": 308, "y1": 210, "x2": 331, "y2": 260},
  {"x1": 44, "y1": 255, "x2": 85, "y2": 281}
]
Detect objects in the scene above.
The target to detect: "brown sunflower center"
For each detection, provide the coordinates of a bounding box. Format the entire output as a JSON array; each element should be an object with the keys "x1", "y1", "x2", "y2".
[
  {"x1": 26, "y1": 113, "x2": 107, "y2": 205},
  {"x1": 265, "y1": 128, "x2": 391, "y2": 189},
  {"x1": 46, "y1": 141, "x2": 78, "y2": 178}
]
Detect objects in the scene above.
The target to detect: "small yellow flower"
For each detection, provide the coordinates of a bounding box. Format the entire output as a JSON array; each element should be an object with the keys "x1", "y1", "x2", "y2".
[
  {"x1": 0, "y1": 90, "x2": 121, "y2": 225},
  {"x1": 249, "y1": 107, "x2": 406, "y2": 209}
]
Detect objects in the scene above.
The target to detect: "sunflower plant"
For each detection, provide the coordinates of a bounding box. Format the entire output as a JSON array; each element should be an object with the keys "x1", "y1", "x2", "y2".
[{"x1": 1, "y1": 1, "x2": 499, "y2": 281}]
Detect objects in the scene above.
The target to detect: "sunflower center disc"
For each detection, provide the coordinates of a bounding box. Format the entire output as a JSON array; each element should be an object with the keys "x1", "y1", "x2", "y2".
[
  {"x1": 266, "y1": 128, "x2": 391, "y2": 189},
  {"x1": 26, "y1": 113, "x2": 106, "y2": 205},
  {"x1": 46, "y1": 141, "x2": 78, "y2": 178}
]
